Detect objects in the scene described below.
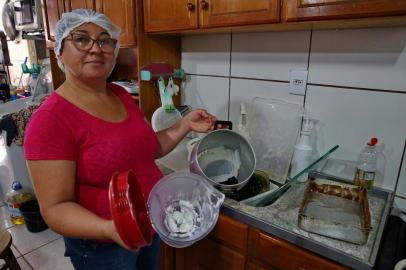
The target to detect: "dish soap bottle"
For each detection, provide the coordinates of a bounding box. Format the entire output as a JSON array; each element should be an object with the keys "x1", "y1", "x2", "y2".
[
  {"x1": 354, "y1": 137, "x2": 378, "y2": 189},
  {"x1": 290, "y1": 116, "x2": 314, "y2": 182},
  {"x1": 6, "y1": 181, "x2": 33, "y2": 225}
]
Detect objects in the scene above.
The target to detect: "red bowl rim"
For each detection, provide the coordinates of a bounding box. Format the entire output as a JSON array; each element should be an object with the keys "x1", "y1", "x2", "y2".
[{"x1": 109, "y1": 171, "x2": 152, "y2": 249}]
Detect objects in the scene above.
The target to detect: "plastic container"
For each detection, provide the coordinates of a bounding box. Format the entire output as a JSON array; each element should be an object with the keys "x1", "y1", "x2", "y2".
[
  {"x1": 248, "y1": 97, "x2": 303, "y2": 184},
  {"x1": 290, "y1": 117, "x2": 315, "y2": 182},
  {"x1": 109, "y1": 171, "x2": 225, "y2": 249},
  {"x1": 5, "y1": 181, "x2": 33, "y2": 225},
  {"x1": 20, "y1": 200, "x2": 48, "y2": 233},
  {"x1": 354, "y1": 137, "x2": 378, "y2": 189}
]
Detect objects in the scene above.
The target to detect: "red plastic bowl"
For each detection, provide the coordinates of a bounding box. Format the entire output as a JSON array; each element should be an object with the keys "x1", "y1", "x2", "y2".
[{"x1": 109, "y1": 170, "x2": 152, "y2": 249}]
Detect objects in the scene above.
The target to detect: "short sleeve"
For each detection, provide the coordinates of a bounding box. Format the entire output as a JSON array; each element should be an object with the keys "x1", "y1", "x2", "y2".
[{"x1": 24, "y1": 110, "x2": 77, "y2": 160}]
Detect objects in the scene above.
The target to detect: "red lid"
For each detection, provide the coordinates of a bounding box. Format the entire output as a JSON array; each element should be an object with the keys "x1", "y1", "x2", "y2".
[
  {"x1": 108, "y1": 170, "x2": 152, "y2": 249},
  {"x1": 369, "y1": 137, "x2": 378, "y2": 146}
]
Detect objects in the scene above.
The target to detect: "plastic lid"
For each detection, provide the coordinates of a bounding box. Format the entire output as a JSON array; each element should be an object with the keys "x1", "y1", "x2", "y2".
[
  {"x1": 108, "y1": 171, "x2": 152, "y2": 250},
  {"x1": 368, "y1": 137, "x2": 378, "y2": 146},
  {"x1": 12, "y1": 181, "x2": 22, "y2": 191}
]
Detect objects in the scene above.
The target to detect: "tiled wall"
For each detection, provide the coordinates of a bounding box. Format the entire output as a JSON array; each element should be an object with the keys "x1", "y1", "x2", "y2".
[{"x1": 180, "y1": 27, "x2": 406, "y2": 210}]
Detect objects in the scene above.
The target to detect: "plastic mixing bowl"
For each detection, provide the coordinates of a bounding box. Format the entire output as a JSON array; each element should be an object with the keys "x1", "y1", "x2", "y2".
[{"x1": 147, "y1": 172, "x2": 225, "y2": 248}]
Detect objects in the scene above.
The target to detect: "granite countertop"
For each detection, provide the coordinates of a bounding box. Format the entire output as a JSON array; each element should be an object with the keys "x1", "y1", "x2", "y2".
[
  {"x1": 156, "y1": 142, "x2": 393, "y2": 270},
  {"x1": 222, "y1": 181, "x2": 392, "y2": 270}
]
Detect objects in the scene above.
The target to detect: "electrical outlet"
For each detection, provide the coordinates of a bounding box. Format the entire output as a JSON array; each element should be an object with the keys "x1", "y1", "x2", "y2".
[{"x1": 289, "y1": 69, "x2": 308, "y2": 96}]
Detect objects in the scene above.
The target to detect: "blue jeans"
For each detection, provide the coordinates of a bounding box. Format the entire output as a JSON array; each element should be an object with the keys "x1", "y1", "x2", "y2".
[{"x1": 63, "y1": 234, "x2": 160, "y2": 270}]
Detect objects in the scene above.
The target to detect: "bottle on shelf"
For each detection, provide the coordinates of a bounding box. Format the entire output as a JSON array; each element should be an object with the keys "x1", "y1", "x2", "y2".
[
  {"x1": 354, "y1": 137, "x2": 378, "y2": 189},
  {"x1": 5, "y1": 181, "x2": 33, "y2": 225}
]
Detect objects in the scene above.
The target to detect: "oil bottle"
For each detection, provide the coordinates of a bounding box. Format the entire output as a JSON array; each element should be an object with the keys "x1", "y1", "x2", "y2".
[
  {"x1": 6, "y1": 181, "x2": 33, "y2": 225},
  {"x1": 354, "y1": 137, "x2": 378, "y2": 189}
]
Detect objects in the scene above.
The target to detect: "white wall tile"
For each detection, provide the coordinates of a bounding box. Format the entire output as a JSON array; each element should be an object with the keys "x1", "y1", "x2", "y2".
[
  {"x1": 231, "y1": 31, "x2": 310, "y2": 81},
  {"x1": 305, "y1": 85, "x2": 406, "y2": 190},
  {"x1": 229, "y1": 79, "x2": 304, "y2": 129},
  {"x1": 181, "y1": 75, "x2": 229, "y2": 120},
  {"x1": 309, "y1": 27, "x2": 406, "y2": 92},
  {"x1": 181, "y1": 34, "x2": 231, "y2": 76},
  {"x1": 394, "y1": 196, "x2": 406, "y2": 212},
  {"x1": 396, "y1": 149, "x2": 406, "y2": 198}
]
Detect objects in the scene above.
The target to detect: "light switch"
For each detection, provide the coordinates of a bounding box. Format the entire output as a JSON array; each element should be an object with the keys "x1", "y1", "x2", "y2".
[{"x1": 289, "y1": 69, "x2": 308, "y2": 96}]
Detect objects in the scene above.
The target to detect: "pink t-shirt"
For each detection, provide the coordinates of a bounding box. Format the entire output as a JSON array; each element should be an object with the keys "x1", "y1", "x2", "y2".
[{"x1": 24, "y1": 84, "x2": 163, "y2": 220}]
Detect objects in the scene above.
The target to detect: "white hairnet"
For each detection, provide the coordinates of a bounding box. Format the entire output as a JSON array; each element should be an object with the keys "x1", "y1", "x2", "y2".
[{"x1": 54, "y1": 9, "x2": 121, "y2": 73}]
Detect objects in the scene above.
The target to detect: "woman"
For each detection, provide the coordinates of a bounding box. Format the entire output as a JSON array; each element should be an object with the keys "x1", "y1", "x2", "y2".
[{"x1": 24, "y1": 9, "x2": 216, "y2": 270}]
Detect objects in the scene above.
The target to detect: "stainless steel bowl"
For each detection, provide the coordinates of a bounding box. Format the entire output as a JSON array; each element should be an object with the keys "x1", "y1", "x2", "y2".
[{"x1": 189, "y1": 129, "x2": 256, "y2": 195}]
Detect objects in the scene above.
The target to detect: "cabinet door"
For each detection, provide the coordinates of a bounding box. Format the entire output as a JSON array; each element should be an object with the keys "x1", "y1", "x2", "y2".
[
  {"x1": 250, "y1": 229, "x2": 349, "y2": 270},
  {"x1": 43, "y1": 0, "x2": 65, "y2": 42},
  {"x1": 283, "y1": 0, "x2": 406, "y2": 22},
  {"x1": 101, "y1": 0, "x2": 136, "y2": 47},
  {"x1": 199, "y1": 0, "x2": 280, "y2": 28},
  {"x1": 64, "y1": 0, "x2": 97, "y2": 11},
  {"x1": 175, "y1": 237, "x2": 246, "y2": 270},
  {"x1": 143, "y1": 0, "x2": 198, "y2": 32}
]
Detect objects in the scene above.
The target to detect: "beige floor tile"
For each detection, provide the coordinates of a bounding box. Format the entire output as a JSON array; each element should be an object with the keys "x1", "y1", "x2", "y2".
[
  {"x1": 24, "y1": 238, "x2": 74, "y2": 270},
  {"x1": 7, "y1": 224, "x2": 61, "y2": 255}
]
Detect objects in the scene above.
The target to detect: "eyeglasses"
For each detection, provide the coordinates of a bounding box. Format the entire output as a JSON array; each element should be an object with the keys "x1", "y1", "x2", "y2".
[{"x1": 65, "y1": 33, "x2": 117, "y2": 53}]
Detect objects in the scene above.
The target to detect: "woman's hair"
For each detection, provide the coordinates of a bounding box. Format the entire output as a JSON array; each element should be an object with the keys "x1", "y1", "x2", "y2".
[{"x1": 54, "y1": 9, "x2": 121, "y2": 72}]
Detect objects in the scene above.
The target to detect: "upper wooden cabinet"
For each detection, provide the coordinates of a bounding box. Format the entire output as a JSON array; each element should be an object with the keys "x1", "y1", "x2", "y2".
[
  {"x1": 143, "y1": 0, "x2": 280, "y2": 33},
  {"x1": 43, "y1": 0, "x2": 136, "y2": 47},
  {"x1": 283, "y1": 0, "x2": 406, "y2": 22}
]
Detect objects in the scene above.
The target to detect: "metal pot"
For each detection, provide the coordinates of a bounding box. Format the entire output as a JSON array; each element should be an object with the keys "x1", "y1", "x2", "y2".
[{"x1": 189, "y1": 129, "x2": 256, "y2": 196}]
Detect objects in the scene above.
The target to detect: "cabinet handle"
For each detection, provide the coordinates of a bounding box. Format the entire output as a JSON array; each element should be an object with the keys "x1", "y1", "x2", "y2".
[
  {"x1": 186, "y1": 2, "x2": 195, "y2": 11},
  {"x1": 200, "y1": 0, "x2": 209, "y2": 10}
]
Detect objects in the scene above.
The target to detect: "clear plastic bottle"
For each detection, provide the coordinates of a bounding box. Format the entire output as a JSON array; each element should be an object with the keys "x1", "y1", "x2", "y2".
[
  {"x1": 354, "y1": 137, "x2": 378, "y2": 189},
  {"x1": 290, "y1": 116, "x2": 315, "y2": 182},
  {"x1": 5, "y1": 181, "x2": 33, "y2": 225}
]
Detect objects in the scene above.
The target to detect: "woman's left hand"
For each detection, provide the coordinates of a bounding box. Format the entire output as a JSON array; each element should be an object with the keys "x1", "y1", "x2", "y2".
[{"x1": 182, "y1": 109, "x2": 217, "y2": 133}]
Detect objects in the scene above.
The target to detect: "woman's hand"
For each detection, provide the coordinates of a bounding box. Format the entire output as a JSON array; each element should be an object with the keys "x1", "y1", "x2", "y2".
[
  {"x1": 181, "y1": 109, "x2": 217, "y2": 133},
  {"x1": 103, "y1": 220, "x2": 139, "y2": 251}
]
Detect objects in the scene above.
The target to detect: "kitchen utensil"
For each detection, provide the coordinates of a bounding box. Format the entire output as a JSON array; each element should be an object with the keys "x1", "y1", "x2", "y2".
[
  {"x1": 245, "y1": 145, "x2": 339, "y2": 207},
  {"x1": 109, "y1": 171, "x2": 152, "y2": 249},
  {"x1": 109, "y1": 171, "x2": 225, "y2": 249},
  {"x1": 151, "y1": 107, "x2": 182, "y2": 132},
  {"x1": 148, "y1": 172, "x2": 225, "y2": 248},
  {"x1": 190, "y1": 129, "x2": 256, "y2": 196},
  {"x1": 298, "y1": 178, "x2": 372, "y2": 245},
  {"x1": 248, "y1": 97, "x2": 304, "y2": 184}
]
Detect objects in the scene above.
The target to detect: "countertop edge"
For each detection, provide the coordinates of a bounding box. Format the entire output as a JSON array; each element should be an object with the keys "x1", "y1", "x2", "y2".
[{"x1": 220, "y1": 192, "x2": 393, "y2": 270}]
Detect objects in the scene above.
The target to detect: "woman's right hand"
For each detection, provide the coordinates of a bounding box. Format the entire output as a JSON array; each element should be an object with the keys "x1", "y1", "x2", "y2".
[{"x1": 103, "y1": 220, "x2": 139, "y2": 251}]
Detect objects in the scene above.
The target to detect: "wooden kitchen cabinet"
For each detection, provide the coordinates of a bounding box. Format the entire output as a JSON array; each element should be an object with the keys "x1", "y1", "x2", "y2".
[
  {"x1": 173, "y1": 215, "x2": 248, "y2": 270},
  {"x1": 282, "y1": 0, "x2": 406, "y2": 22},
  {"x1": 163, "y1": 214, "x2": 349, "y2": 270},
  {"x1": 43, "y1": 0, "x2": 136, "y2": 47},
  {"x1": 143, "y1": 0, "x2": 280, "y2": 33},
  {"x1": 248, "y1": 228, "x2": 349, "y2": 270}
]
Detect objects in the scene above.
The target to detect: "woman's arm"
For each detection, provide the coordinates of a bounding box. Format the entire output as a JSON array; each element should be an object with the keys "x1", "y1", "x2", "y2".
[
  {"x1": 155, "y1": 109, "x2": 216, "y2": 158},
  {"x1": 26, "y1": 160, "x2": 124, "y2": 246}
]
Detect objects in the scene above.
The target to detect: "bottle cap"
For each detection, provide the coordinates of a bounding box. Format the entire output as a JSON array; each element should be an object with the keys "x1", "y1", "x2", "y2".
[
  {"x1": 12, "y1": 181, "x2": 22, "y2": 190},
  {"x1": 368, "y1": 137, "x2": 378, "y2": 146}
]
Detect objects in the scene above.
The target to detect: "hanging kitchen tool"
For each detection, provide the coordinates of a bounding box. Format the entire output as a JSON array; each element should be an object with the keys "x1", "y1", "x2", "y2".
[{"x1": 151, "y1": 76, "x2": 181, "y2": 132}]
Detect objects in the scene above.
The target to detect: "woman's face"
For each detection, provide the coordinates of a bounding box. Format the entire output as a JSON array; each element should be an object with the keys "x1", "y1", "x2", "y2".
[{"x1": 58, "y1": 23, "x2": 116, "y2": 82}]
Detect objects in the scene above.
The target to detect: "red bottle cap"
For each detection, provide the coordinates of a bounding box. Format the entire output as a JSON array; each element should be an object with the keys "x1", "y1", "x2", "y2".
[{"x1": 369, "y1": 137, "x2": 378, "y2": 146}]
